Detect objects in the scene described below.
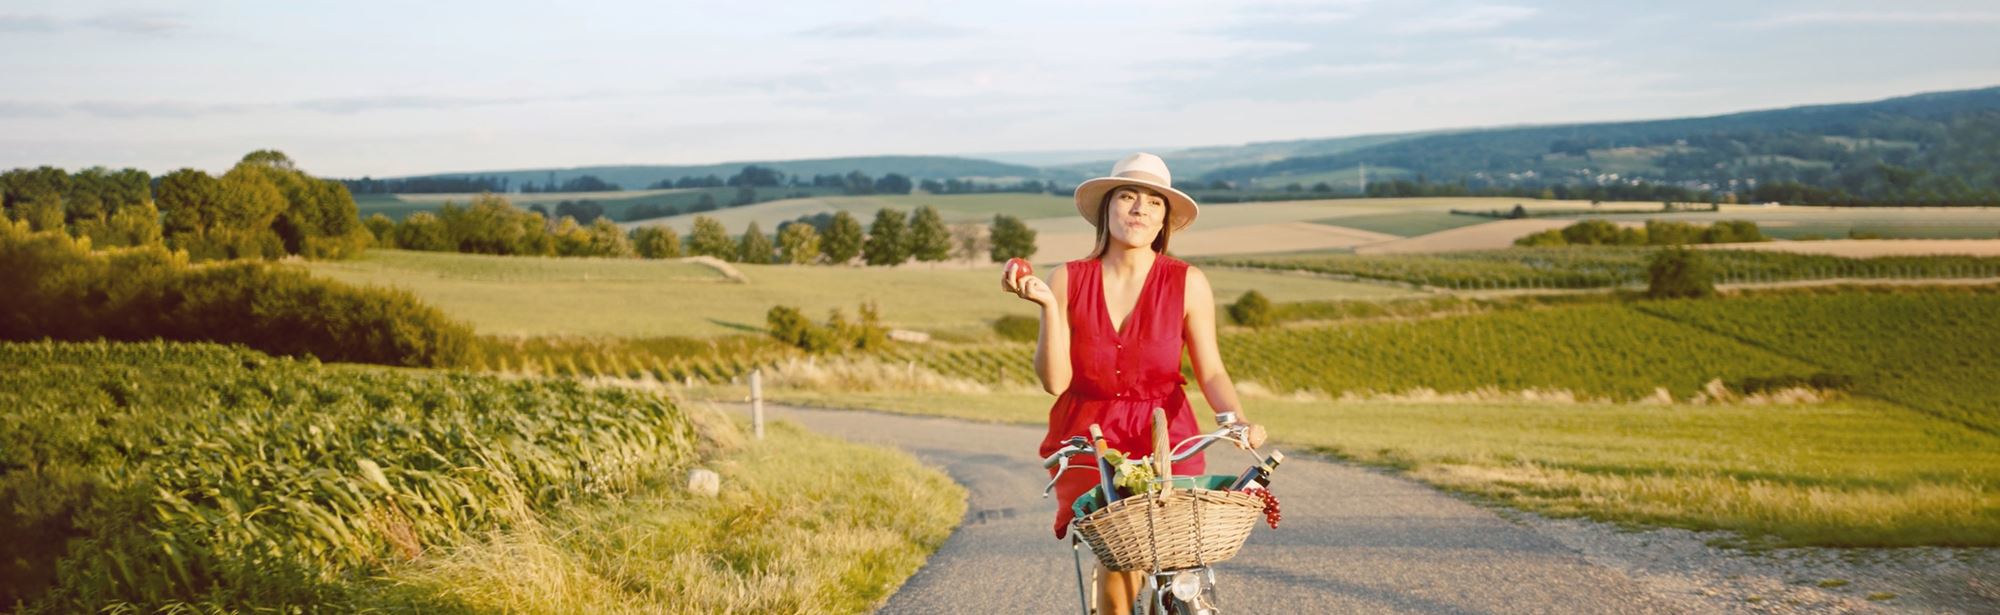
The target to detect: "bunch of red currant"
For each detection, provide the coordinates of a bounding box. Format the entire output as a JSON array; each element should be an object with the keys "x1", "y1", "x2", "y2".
[{"x1": 1247, "y1": 488, "x2": 1280, "y2": 529}]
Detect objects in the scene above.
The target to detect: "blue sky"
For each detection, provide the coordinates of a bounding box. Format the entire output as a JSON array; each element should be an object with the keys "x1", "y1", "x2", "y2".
[{"x1": 4, "y1": 0, "x2": 1999, "y2": 177}]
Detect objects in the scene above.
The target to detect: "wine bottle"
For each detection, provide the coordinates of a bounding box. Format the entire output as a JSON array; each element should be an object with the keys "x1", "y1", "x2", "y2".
[
  {"x1": 1090, "y1": 424, "x2": 1120, "y2": 504},
  {"x1": 1229, "y1": 450, "x2": 1285, "y2": 491}
]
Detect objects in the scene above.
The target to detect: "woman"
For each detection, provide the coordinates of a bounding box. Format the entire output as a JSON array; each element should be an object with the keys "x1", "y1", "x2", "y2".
[{"x1": 1000, "y1": 152, "x2": 1268, "y2": 614}]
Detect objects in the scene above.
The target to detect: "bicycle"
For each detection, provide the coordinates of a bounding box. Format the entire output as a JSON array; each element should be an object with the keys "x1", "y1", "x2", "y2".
[{"x1": 1040, "y1": 409, "x2": 1284, "y2": 615}]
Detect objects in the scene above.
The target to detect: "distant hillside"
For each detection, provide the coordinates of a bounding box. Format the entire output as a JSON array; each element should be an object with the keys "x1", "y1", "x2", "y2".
[
  {"x1": 1201, "y1": 86, "x2": 2000, "y2": 204},
  {"x1": 382, "y1": 155, "x2": 1065, "y2": 191},
  {"x1": 1049, "y1": 130, "x2": 1457, "y2": 180}
]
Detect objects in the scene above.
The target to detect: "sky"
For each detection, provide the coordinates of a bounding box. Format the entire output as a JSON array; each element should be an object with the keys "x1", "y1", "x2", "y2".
[{"x1": 4, "y1": 0, "x2": 2000, "y2": 178}]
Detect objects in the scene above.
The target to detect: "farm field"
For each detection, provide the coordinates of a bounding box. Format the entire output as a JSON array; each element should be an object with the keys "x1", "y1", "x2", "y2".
[
  {"x1": 1206, "y1": 246, "x2": 2000, "y2": 289},
  {"x1": 1309, "y1": 210, "x2": 1494, "y2": 236},
  {"x1": 301, "y1": 249, "x2": 1418, "y2": 338},
  {"x1": 1700, "y1": 238, "x2": 2000, "y2": 257}
]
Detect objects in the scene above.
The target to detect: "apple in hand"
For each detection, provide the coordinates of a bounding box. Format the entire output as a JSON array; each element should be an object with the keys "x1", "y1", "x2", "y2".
[{"x1": 1005, "y1": 258, "x2": 1033, "y2": 286}]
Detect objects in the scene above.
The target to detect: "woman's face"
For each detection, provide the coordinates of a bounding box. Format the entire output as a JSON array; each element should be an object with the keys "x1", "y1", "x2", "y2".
[{"x1": 1104, "y1": 186, "x2": 1167, "y2": 249}]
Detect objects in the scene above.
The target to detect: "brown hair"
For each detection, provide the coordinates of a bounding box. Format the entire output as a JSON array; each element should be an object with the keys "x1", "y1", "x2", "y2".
[{"x1": 1087, "y1": 186, "x2": 1173, "y2": 259}]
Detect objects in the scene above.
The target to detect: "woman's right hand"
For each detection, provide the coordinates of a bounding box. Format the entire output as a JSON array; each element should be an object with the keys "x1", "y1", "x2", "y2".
[{"x1": 1001, "y1": 265, "x2": 1056, "y2": 307}]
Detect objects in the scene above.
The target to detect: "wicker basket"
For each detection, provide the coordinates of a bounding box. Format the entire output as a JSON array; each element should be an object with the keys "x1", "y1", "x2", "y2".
[{"x1": 1073, "y1": 485, "x2": 1263, "y2": 572}]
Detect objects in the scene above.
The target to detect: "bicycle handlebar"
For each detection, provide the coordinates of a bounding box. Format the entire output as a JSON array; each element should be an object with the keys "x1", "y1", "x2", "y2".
[{"x1": 1040, "y1": 420, "x2": 1254, "y2": 470}]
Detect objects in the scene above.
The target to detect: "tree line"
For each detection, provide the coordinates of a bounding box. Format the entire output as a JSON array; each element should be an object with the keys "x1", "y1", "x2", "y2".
[
  {"x1": 366, "y1": 194, "x2": 1038, "y2": 265},
  {"x1": 1, "y1": 150, "x2": 370, "y2": 261}
]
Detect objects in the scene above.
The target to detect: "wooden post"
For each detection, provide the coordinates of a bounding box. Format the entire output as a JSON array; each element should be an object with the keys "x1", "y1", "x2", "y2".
[{"x1": 751, "y1": 368, "x2": 764, "y2": 440}]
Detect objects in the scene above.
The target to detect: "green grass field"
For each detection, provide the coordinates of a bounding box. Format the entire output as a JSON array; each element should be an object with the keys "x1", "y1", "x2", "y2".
[{"x1": 301, "y1": 249, "x2": 1417, "y2": 338}]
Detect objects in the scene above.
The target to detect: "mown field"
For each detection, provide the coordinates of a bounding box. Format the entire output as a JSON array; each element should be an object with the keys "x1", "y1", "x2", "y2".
[
  {"x1": 0, "y1": 341, "x2": 960, "y2": 613},
  {"x1": 302, "y1": 249, "x2": 1417, "y2": 338}
]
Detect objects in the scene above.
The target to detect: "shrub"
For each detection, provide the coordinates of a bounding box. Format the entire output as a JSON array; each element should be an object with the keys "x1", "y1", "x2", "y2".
[
  {"x1": 1228, "y1": 290, "x2": 1277, "y2": 327},
  {"x1": 765, "y1": 302, "x2": 889, "y2": 353},
  {"x1": 1730, "y1": 372, "x2": 1857, "y2": 395},
  {"x1": 0, "y1": 221, "x2": 473, "y2": 367},
  {"x1": 1647, "y1": 245, "x2": 1715, "y2": 299}
]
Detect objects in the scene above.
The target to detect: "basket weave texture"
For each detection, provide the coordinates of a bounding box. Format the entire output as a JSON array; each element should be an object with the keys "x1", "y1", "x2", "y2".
[{"x1": 1073, "y1": 488, "x2": 1262, "y2": 572}]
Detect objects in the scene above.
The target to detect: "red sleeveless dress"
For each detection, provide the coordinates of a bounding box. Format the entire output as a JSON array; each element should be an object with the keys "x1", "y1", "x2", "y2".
[{"x1": 1039, "y1": 255, "x2": 1206, "y2": 539}]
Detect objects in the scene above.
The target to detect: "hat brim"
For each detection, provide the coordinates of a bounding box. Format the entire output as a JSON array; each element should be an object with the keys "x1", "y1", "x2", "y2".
[{"x1": 1073, "y1": 177, "x2": 1199, "y2": 232}]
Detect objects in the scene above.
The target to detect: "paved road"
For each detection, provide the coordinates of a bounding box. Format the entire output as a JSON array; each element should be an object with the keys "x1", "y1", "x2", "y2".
[{"x1": 723, "y1": 402, "x2": 1696, "y2": 614}]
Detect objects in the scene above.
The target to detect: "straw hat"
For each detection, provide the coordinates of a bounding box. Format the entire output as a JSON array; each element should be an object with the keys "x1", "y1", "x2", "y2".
[{"x1": 1073, "y1": 152, "x2": 1199, "y2": 231}]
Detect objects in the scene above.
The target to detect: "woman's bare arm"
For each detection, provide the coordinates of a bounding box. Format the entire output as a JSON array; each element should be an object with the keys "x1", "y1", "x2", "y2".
[
  {"x1": 1182, "y1": 267, "x2": 1242, "y2": 417},
  {"x1": 1184, "y1": 266, "x2": 1265, "y2": 446},
  {"x1": 1032, "y1": 265, "x2": 1071, "y2": 395}
]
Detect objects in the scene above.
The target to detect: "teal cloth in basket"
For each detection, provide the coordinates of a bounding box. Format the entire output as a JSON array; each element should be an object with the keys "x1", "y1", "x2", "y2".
[{"x1": 1071, "y1": 474, "x2": 1240, "y2": 521}]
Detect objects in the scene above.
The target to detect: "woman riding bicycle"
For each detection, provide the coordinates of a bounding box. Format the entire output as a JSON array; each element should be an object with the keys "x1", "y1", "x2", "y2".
[{"x1": 1000, "y1": 152, "x2": 1269, "y2": 615}]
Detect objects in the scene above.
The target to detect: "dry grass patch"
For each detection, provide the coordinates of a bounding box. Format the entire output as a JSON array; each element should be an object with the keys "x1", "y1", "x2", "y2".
[{"x1": 365, "y1": 415, "x2": 965, "y2": 614}]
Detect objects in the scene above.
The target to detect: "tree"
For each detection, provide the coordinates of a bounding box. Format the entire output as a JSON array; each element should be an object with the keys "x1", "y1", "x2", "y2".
[
  {"x1": 364, "y1": 213, "x2": 397, "y2": 248},
  {"x1": 864, "y1": 208, "x2": 910, "y2": 266},
  {"x1": 630, "y1": 225, "x2": 682, "y2": 258},
  {"x1": 821, "y1": 210, "x2": 864, "y2": 264},
  {"x1": 396, "y1": 212, "x2": 453, "y2": 251},
  {"x1": 216, "y1": 165, "x2": 287, "y2": 233},
  {"x1": 1647, "y1": 246, "x2": 1715, "y2": 299},
  {"x1": 584, "y1": 218, "x2": 634, "y2": 257},
  {"x1": 552, "y1": 216, "x2": 593, "y2": 256},
  {"x1": 777, "y1": 222, "x2": 820, "y2": 264},
  {"x1": 874, "y1": 173, "x2": 913, "y2": 195},
  {"x1": 554, "y1": 200, "x2": 604, "y2": 224},
  {"x1": 908, "y1": 205, "x2": 952, "y2": 263},
  {"x1": 988, "y1": 214, "x2": 1037, "y2": 262},
  {"x1": 738, "y1": 221, "x2": 774, "y2": 263},
  {"x1": 15, "y1": 195, "x2": 64, "y2": 233},
  {"x1": 154, "y1": 168, "x2": 224, "y2": 236},
  {"x1": 728, "y1": 165, "x2": 783, "y2": 187},
  {"x1": 688, "y1": 215, "x2": 735, "y2": 260},
  {"x1": 1645, "y1": 220, "x2": 1700, "y2": 245},
  {"x1": 86, "y1": 202, "x2": 164, "y2": 248},
  {"x1": 951, "y1": 223, "x2": 987, "y2": 262},
  {"x1": 1560, "y1": 219, "x2": 1621, "y2": 245}
]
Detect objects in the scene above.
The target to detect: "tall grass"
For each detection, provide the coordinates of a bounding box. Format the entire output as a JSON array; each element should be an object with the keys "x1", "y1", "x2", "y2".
[{"x1": 364, "y1": 419, "x2": 966, "y2": 614}]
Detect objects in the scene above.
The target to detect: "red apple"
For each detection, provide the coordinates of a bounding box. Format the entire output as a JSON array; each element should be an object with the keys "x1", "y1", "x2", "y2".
[{"x1": 1005, "y1": 258, "x2": 1033, "y2": 285}]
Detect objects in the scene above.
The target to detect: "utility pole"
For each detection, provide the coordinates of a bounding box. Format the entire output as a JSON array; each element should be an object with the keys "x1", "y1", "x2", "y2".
[{"x1": 1358, "y1": 163, "x2": 1368, "y2": 196}]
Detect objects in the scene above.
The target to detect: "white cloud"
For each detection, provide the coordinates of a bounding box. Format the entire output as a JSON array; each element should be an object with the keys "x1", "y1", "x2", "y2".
[
  {"x1": 796, "y1": 17, "x2": 976, "y2": 39},
  {"x1": 1745, "y1": 10, "x2": 2000, "y2": 29},
  {"x1": 0, "y1": 11, "x2": 187, "y2": 36},
  {"x1": 1393, "y1": 4, "x2": 1538, "y2": 34}
]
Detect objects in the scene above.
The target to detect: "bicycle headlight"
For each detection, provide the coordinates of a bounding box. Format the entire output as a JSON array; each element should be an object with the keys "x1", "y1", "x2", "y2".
[{"x1": 1170, "y1": 571, "x2": 1204, "y2": 601}]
